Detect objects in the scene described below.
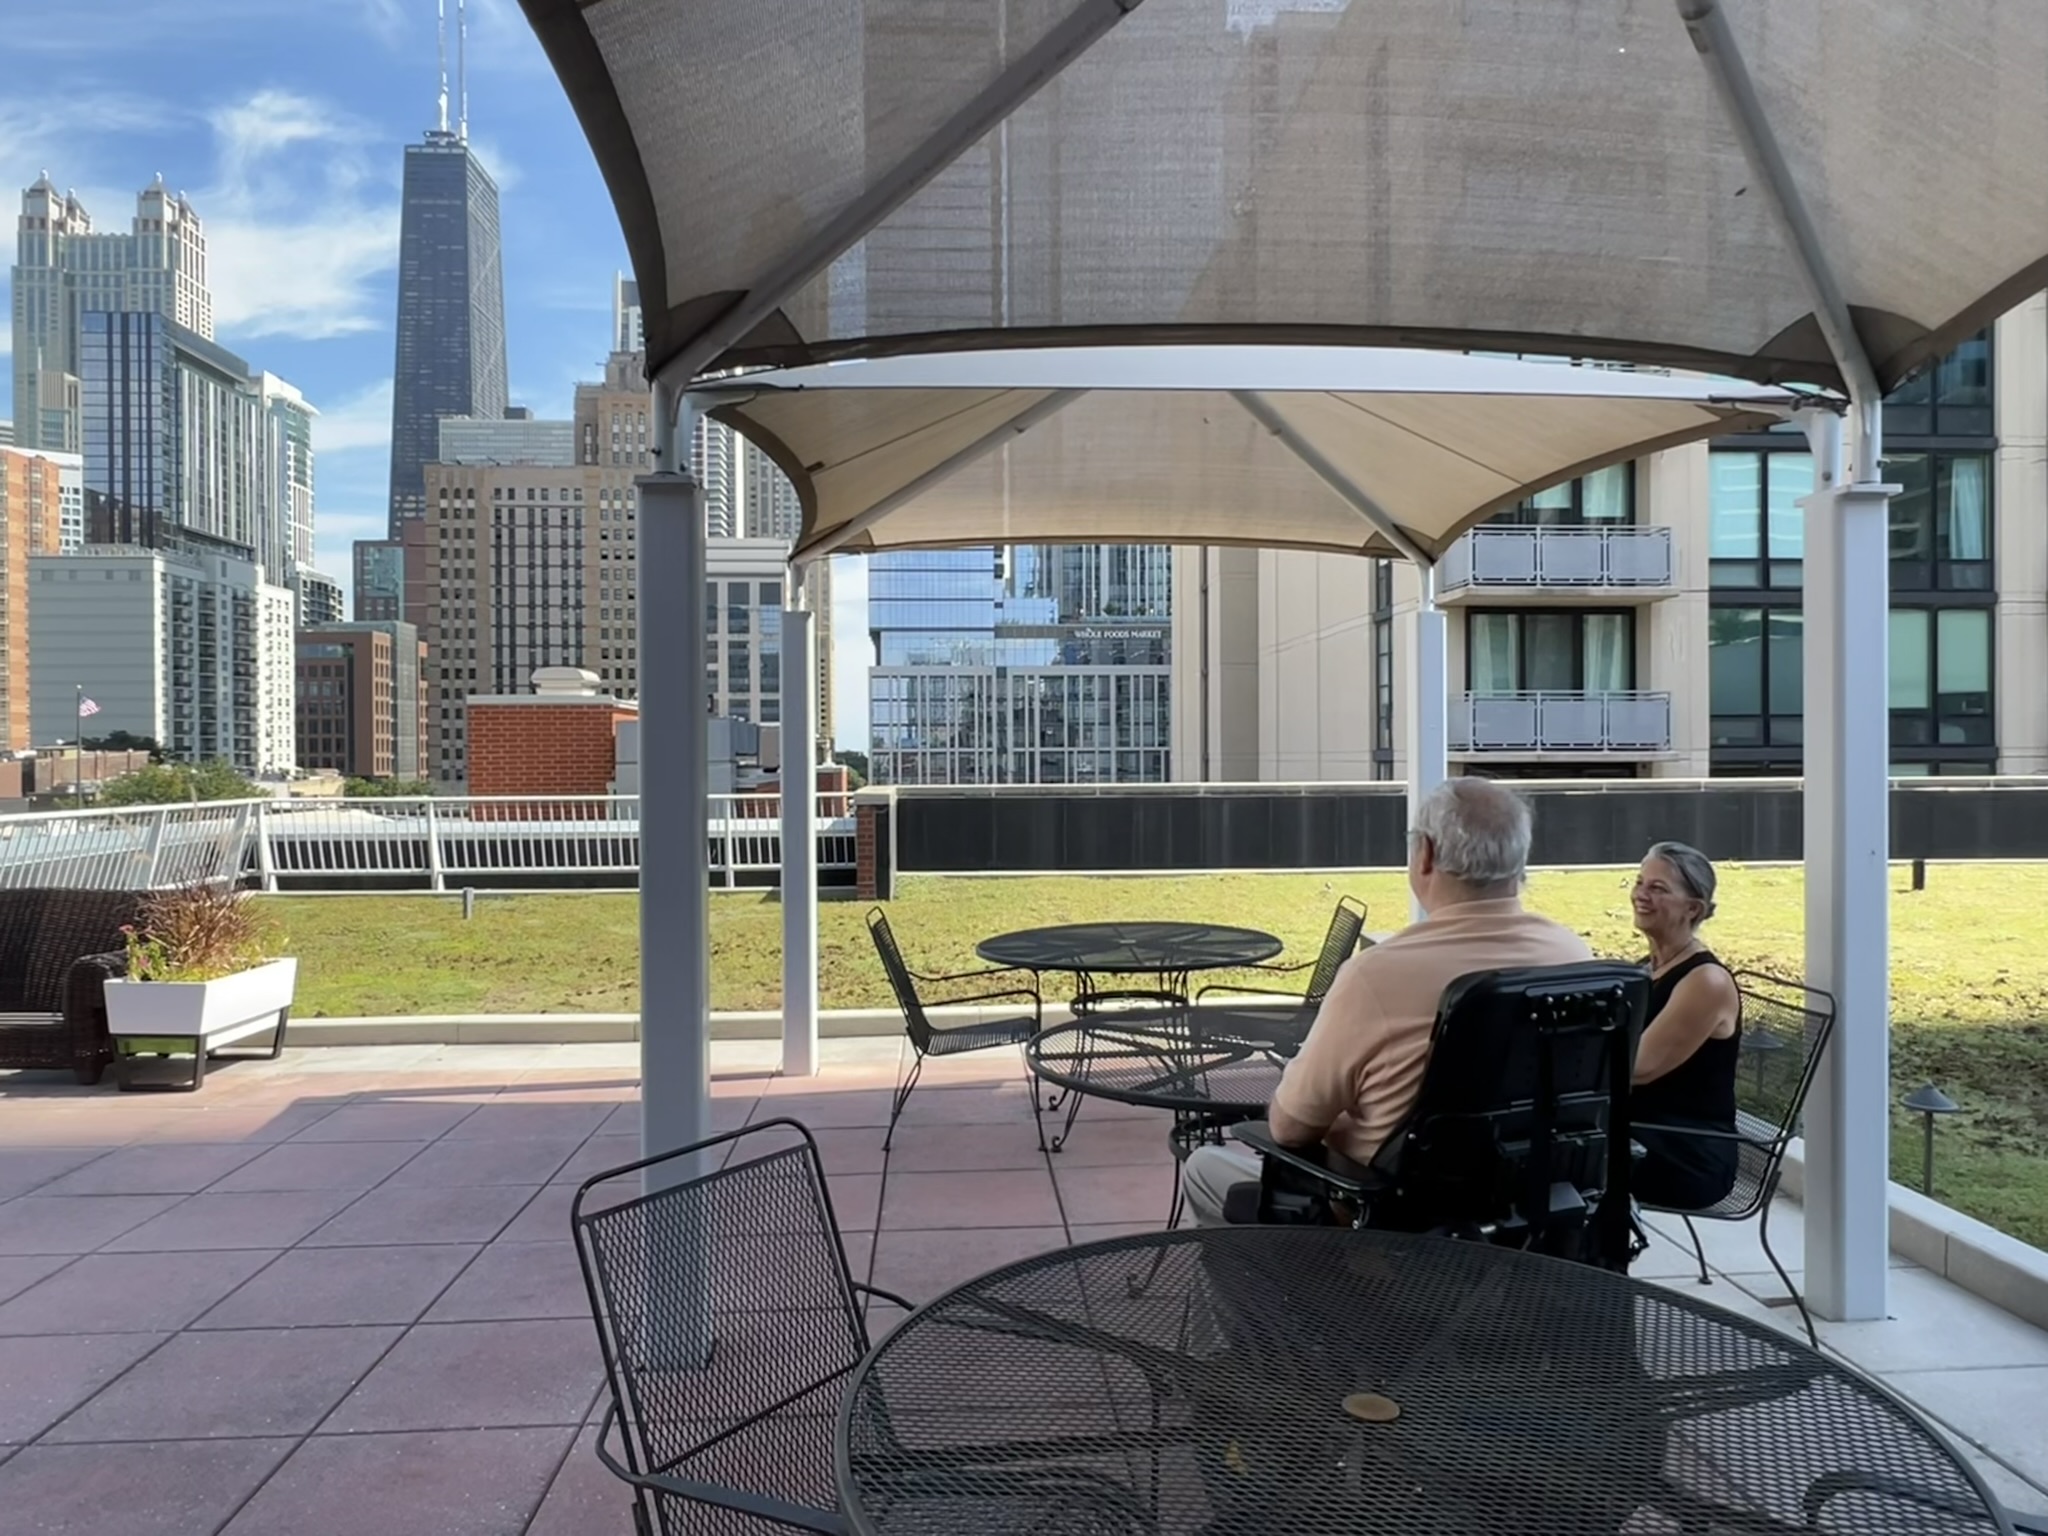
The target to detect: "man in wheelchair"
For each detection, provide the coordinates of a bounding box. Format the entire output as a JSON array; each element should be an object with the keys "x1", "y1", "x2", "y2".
[{"x1": 1180, "y1": 778, "x2": 1645, "y2": 1267}]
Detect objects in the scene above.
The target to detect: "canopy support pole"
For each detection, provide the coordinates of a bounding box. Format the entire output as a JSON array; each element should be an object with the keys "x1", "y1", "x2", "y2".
[
  {"x1": 1405, "y1": 563, "x2": 1449, "y2": 922},
  {"x1": 660, "y1": 0, "x2": 1145, "y2": 384},
  {"x1": 779, "y1": 566, "x2": 820, "y2": 1079},
  {"x1": 1681, "y1": 0, "x2": 1888, "y2": 1321},
  {"x1": 637, "y1": 380, "x2": 712, "y2": 1191},
  {"x1": 787, "y1": 389, "x2": 1086, "y2": 561}
]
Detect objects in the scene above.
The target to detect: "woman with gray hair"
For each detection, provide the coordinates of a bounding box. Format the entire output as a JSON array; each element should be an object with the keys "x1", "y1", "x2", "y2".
[{"x1": 1630, "y1": 841, "x2": 1743, "y2": 1208}]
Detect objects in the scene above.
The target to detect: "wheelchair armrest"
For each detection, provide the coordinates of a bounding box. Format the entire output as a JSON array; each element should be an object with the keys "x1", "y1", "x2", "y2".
[{"x1": 1230, "y1": 1119, "x2": 1381, "y2": 1198}]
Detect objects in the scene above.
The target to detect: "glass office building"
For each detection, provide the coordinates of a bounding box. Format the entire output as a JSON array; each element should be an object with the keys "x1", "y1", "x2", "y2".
[{"x1": 869, "y1": 544, "x2": 1173, "y2": 785}]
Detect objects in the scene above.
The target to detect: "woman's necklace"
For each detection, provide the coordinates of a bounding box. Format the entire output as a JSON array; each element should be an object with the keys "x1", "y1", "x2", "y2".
[{"x1": 1652, "y1": 935, "x2": 1702, "y2": 974}]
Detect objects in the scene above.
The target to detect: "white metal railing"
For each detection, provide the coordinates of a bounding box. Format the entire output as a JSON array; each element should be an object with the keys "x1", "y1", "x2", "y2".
[
  {"x1": 1438, "y1": 526, "x2": 1673, "y2": 591},
  {"x1": 0, "y1": 795, "x2": 858, "y2": 894},
  {"x1": 0, "y1": 799, "x2": 262, "y2": 892},
  {"x1": 1450, "y1": 691, "x2": 1673, "y2": 753}
]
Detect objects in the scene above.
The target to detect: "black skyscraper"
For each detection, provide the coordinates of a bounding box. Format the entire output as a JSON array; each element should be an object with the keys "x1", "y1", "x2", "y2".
[{"x1": 384, "y1": 129, "x2": 508, "y2": 535}]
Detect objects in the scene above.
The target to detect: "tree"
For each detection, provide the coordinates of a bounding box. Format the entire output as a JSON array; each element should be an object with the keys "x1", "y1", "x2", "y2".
[
  {"x1": 343, "y1": 777, "x2": 435, "y2": 798},
  {"x1": 96, "y1": 759, "x2": 264, "y2": 807},
  {"x1": 832, "y1": 749, "x2": 869, "y2": 789},
  {"x1": 82, "y1": 730, "x2": 164, "y2": 761}
]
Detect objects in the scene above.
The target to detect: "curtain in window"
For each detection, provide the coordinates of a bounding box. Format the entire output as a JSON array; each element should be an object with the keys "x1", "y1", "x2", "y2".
[
  {"x1": 1582, "y1": 465, "x2": 1631, "y2": 524},
  {"x1": 1469, "y1": 615, "x2": 1519, "y2": 694},
  {"x1": 1582, "y1": 614, "x2": 1631, "y2": 693},
  {"x1": 1944, "y1": 456, "x2": 1989, "y2": 560}
]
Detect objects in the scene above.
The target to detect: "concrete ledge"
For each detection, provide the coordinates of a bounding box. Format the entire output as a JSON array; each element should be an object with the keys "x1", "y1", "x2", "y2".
[
  {"x1": 1778, "y1": 1139, "x2": 2048, "y2": 1334},
  {"x1": 289, "y1": 1002, "x2": 1076, "y2": 1048}
]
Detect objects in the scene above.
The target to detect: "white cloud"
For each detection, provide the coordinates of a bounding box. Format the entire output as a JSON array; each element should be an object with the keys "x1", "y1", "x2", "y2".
[
  {"x1": 198, "y1": 89, "x2": 401, "y2": 343},
  {"x1": 312, "y1": 379, "x2": 395, "y2": 456},
  {"x1": 465, "y1": 134, "x2": 521, "y2": 194}
]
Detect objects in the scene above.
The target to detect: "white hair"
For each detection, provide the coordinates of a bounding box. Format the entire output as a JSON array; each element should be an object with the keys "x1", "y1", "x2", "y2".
[{"x1": 1411, "y1": 778, "x2": 1532, "y2": 888}]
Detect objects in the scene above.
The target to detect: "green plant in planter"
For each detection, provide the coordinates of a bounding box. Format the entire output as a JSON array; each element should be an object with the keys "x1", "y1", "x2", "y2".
[{"x1": 121, "y1": 883, "x2": 280, "y2": 983}]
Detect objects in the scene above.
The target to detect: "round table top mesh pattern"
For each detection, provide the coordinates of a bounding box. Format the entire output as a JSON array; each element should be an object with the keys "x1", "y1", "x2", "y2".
[
  {"x1": 1026, "y1": 1009, "x2": 1308, "y2": 1114},
  {"x1": 978, "y1": 922, "x2": 1284, "y2": 974},
  {"x1": 838, "y1": 1228, "x2": 2007, "y2": 1536}
]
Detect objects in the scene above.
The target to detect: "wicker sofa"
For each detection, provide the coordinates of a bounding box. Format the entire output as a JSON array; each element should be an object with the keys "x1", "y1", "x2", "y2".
[{"x1": 0, "y1": 889, "x2": 146, "y2": 1085}]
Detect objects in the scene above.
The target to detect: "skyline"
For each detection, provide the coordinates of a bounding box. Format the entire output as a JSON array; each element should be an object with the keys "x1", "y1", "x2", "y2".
[{"x1": 0, "y1": 0, "x2": 872, "y2": 747}]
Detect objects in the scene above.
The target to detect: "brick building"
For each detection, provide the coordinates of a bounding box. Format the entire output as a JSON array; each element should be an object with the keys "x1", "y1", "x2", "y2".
[
  {"x1": 296, "y1": 621, "x2": 430, "y2": 780},
  {"x1": 464, "y1": 667, "x2": 636, "y2": 811},
  {"x1": 0, "y1": 448, "x2": 62, "y2": 749}
]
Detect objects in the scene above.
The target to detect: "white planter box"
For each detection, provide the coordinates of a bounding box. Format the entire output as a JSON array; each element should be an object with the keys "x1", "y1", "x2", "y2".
[{"x1": 104, "y1": 958, "x2": 298, "y2": 1091}]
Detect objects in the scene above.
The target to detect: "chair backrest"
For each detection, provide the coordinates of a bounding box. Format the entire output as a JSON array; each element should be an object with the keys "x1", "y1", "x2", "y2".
[
  {"x1": 1300, "y1": 895, "x2": 1368, "y2": 1007},
  {"x1": 1, "y1": 888, "x2": 146, "y2": 1012},
  {"x1": 866, "y1": 907, "x2": 935, "y2": 1052},
  {"x1": 1371, "y1": 961, "x2": 1649, "y2": 1263},
  {"x1": 1724, "y1": 968, "x2": 1838, "y2": 1215},
  {"x1": 571, "y1": 1119, "x2": 869, "y2": 1533}
]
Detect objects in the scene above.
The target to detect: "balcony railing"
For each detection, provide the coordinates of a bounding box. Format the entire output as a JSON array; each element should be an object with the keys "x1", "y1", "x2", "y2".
[
  {"x1": 1450, "y1": 691, "x2": 1673, "y2": 754},
  {"x1": 1438, "y1": 526, "x2": 1673, "y2": 591},
  {"x1": 0, "y1": 796, "x2": 857, "y2": 894}
]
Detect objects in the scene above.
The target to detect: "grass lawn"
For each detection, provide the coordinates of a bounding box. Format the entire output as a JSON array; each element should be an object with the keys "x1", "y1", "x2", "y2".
[{"x1": 259, "y1": 863, "x2": 2048, "y2": 1248}]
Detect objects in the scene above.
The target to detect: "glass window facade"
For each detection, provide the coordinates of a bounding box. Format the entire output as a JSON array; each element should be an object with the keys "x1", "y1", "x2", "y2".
[
  {"x1": 1466, "y1": 610, "x2": 1634, "y2": 694},
  {"x1": 868, "y1": 544, "x2": 1172, "y2": 785}
]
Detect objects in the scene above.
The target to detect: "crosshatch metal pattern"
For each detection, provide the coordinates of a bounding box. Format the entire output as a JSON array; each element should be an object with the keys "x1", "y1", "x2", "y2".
[
  {"x1": 838, "y1": 1229, "x2": 2009, "y2": 1536},
  {"x1": 574, "y1": 1122, "x2": 870, "y2": 1535},
  {"x1": 1027, "y1": 1008, "x2": 1304, "y2": 1115},
  {"x1": 978, "y1": 922, "x2": 1283, "y2": 975}
]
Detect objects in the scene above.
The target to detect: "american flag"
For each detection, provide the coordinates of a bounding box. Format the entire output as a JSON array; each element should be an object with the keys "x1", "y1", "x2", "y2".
[{"x1": 77, "y1": 697, "x2": 101, "y2": 719}]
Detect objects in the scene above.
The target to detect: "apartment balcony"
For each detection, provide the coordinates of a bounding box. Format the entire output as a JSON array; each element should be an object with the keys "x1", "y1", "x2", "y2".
[
  {"x1": 1436, "y1": 525, "x2": 1675, "y2": 604},
  {"x1": 1449, "y1": 689, "x2": 1673, "y2": 758}
]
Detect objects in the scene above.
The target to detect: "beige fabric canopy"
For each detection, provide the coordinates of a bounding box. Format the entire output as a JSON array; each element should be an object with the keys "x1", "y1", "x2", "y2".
[
  {"x1": 520, "y1": 0, "x2": 2048, "y2": 395},
  {"x1": 693, "y1": 348, "x2": 1808, "y2": 563}
]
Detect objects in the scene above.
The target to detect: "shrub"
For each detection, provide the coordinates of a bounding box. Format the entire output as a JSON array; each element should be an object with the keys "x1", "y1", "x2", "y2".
[
  {"x1": 97, "y1": 760, "x2": 263, "y2": 807},
  {"x1": 122, "y1": 883, "x2": 279, "y2": 982}
]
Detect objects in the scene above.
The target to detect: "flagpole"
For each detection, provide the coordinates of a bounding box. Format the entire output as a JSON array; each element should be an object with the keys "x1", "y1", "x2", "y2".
[{"x1": 74, "y1": 685, "x2": 83, "y2": 811}]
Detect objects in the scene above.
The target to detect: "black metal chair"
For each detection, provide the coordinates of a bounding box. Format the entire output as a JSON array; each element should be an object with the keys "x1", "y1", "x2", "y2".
[
  {"x1": 1636, "y1": 969, "x2": 1837, "y2": 1348},
  {"x1": 1194, "y1": 894, "x2": 1366, "y2": 1034},
  {"x1": 866, "y1": 907, "x2": 1044, "y2": 1150},
  {"x1": 571, "y1": 1119, "x2": 912, "y2": 1536},
  {"x1": 1228, "y1": 962, "x2": 1649, "y2": 1271}
]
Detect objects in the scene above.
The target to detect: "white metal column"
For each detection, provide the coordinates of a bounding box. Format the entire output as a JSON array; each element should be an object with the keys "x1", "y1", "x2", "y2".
[
  {"x1": 1800, "y1": 403, "x2": 1894, "y2": 1322},
  {"x1": 1404, "y1": 563, "x2": 1448, "y2": 920},
  {"x1": 637, "y1": 384, "x2": 711, "y2": 1187},
  {"x1": 779, "y1": 574, "x2": 820, "y2": 1078}
]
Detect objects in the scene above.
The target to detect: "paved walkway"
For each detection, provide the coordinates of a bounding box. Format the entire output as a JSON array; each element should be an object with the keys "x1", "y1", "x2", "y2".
[{"x1": 1, "y1": 1038, "x2": 2043, "y2": 1533}]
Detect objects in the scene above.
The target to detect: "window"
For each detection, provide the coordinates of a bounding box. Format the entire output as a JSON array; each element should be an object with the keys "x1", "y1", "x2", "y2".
[
  {"x1": 1493, "y1": 463, "x2": 1634, "y2": 527},
  {"x1": 1884, "y1": 330, "x2": 1992, "y2": 437},
  {"x1": 1889, "y1": 607, "x2": 1992, "y2": 747},
  {"x1": 1708, "y1": 608, "x2": 1804, "y2": 748},
  {"x1": 1710, "y1": 450, "x2": 1813, "y2": 588},
  {"x1": 1885, "y1": 452, "x2": 1992, "y2": 591},
  {"x1": 1466, "y1": 611, "x2": 1634, "y2": 693}
]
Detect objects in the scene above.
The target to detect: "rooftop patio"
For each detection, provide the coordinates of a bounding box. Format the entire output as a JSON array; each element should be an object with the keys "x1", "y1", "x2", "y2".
[{"x1": 1, "y1": 1040, "x2": 2044, "y2": 1534}]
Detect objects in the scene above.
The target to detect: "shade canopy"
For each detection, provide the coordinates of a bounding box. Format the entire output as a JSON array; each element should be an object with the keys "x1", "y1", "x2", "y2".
[
  {"x1": 522, "y1": 0, "x2": 2048, "y2": 396},
  {"x1": 694, "y1": 348, "x2": 1806, "y2": 563}
]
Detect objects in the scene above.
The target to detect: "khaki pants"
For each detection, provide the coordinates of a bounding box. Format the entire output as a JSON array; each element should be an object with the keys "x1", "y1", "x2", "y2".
[{"x1": 1180, "y1": 1143, "x2": 1263, "y2": 1226}]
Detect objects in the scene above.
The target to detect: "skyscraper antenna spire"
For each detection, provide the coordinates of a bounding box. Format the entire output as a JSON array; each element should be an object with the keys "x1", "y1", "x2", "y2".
[
  {"x1": 436, "y1": 0, "x2": 449, "y2": 134},
  {"x1": 457, "y1": 0, "x2": 469, "y2": 141}
]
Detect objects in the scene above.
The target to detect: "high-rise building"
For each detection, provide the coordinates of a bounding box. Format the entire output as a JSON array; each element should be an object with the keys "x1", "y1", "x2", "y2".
[
  {"x1": 77, "y1": 312, "x2": 307, "y2": 586},
  {"x1": 0, "y1": 448, "x2": 63, "y2": 749},
  {"x1": 297, "y1": 621, "x2": 430, "y2": 781},
  {"x1": 438, "y1": 414, "x2": 573, "y2": 466},
  {"x1": 353, "y1": 539, "x2": 403, "y2": 622},
  {"x1": 29, "y1": 530, "x2": 296, "y2": 775},
  {"x1": 385, "y1": 98, "x2": 508, "y2": 535},
  {"x1": 612, "y1": 273, "x2": 643, "y2": 354},
  {"x1": 1173, "y1": 303, "x2": 2048, "y2": 782},
  {"x1": 12, "y1": 174, "x2": 212, "y2": 453},
  {"x1": 868, "y1": 544, "x2": 1173, "y2": 785},
  {"x1": 293, "y1": 567, "x2": 345, "y2": 629}
]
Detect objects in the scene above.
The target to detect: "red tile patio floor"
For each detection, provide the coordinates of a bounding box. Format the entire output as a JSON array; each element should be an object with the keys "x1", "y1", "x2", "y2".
[{"x1": 2, "y1": 1037, "x2": 2044, "y2": 1534}]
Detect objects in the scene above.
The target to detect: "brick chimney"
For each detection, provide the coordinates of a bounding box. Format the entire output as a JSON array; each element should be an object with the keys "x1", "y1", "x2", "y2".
[{"x1": 466, "y1": 668, "x2": 636, "y2": 813}]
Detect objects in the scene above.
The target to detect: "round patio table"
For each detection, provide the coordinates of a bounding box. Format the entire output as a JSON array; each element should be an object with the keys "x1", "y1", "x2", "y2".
[
  {"x1": 977, "y1": 921, "x2": 1284, "y2": 1013},
  {"x1": 836, "y1": 1227, "x2": 2012, "y2": 1536},
  {"x1": 1026, "y1": 1005, "x2": 1306, "y2": 1166}
]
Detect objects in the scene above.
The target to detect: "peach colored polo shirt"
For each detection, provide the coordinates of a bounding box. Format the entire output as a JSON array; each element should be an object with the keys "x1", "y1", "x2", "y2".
[{"x1": 1271, "y1": 897, "x2": 1593, "y2": 1165}]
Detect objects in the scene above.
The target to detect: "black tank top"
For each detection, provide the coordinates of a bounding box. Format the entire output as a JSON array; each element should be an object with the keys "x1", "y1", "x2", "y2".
[{"x1": 1633, "y1": 950, "x2": 1740, "y2": 1130}]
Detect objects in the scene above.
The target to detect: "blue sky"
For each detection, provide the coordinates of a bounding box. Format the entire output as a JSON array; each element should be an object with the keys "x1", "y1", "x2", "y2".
[{"x1": 0, "y1": 0, "x2": 871, "y2": 747}]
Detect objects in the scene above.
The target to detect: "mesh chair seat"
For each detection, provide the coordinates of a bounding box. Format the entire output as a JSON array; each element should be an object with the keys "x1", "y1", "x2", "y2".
[{"x1": 924, "y1": 1015, "x2": 1036, "y2": 1057}]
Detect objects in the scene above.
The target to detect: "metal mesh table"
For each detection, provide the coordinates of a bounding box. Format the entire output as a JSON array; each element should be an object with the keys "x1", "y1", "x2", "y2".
[
  {"x1": 1027, "y1": 1006, "x2": 1305, "y2": 1173},
  {"x1": 837, "y1": 1228, "x2": 2011, "y2": 1536},
  {"x1": 978, "y1": 923, "x2": 1284, "y2": 1013}
]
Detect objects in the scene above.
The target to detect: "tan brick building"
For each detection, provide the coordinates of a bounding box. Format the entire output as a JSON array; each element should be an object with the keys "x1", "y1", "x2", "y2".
[{"x1": 0, "y1": 448, "x2": 62, "y2": 750}]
